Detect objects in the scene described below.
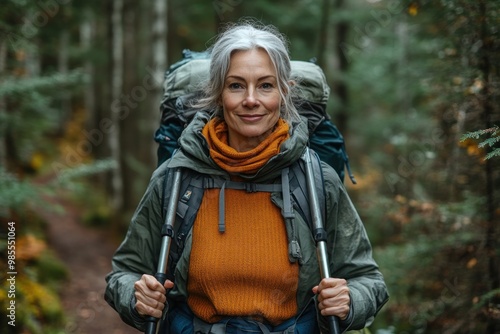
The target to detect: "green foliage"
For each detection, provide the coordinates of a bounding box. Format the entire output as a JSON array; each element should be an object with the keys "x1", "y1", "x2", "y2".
[
  {"x1": 0, "y1": 160, "x2": 115, "y2": 216},
  {"x1": 36, "y1": 250, "x2": 69, "y2": 286},
  {"x1": 346, "y1": 1, "x2": 500, "y2": 332},
  {"x1": 461, "y1": 126, "x2": 500, "y2": 160},
  {"x1": 372, "y1": 195, "x2": 486, "y2": 332},
  {"x1": 53, "y1": 158, "x2": 116, "y2": 188},
  {"x1": 0, "y1": 71, "x2": 85, "y2": 98},
  {"x1": 57, "y1": 160, "x2": 116, "y2": 228},
  {"x1": 0, "y1": 160, "x2": 115, "y2": 333},
  {"x1": 0, "y1": 233, "x2": 68, "y2": 334},
  {"x1": 0, "y1": 71, "x2": 87, "y2": 167},
  {"x1": 472, "y1": 288, "x2": 500, "y2": 310},
  {"x1": 0, "y1": 167, "x2": 35, "y2": 214},
  {"x1": 167, "y1": 0, "x2": 323, "y2": 61}
]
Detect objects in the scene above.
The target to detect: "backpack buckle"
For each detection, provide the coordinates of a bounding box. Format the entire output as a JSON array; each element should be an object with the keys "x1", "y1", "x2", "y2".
[
  {"x1": 245, "y1": 183, "x2": 256, "y2": 192},
  {"x1": 203, "y1": 177, "x2": 214, "y2": 189}
]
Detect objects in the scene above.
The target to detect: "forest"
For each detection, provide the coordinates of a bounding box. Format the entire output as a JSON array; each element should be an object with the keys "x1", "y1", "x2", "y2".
[{"x1": 0, "y1": 0, "x2": 499, "y2": 333}]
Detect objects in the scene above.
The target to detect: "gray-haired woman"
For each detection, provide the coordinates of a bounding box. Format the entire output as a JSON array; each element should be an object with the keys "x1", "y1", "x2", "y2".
[{"x1": 105, "y1": 21, "x2": 388, "y2": 334}]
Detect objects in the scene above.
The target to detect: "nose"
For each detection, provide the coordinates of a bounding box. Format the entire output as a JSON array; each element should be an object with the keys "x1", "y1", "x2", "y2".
[{"x1": 243, "y1": 88, "x2": 259, "y2": 108}]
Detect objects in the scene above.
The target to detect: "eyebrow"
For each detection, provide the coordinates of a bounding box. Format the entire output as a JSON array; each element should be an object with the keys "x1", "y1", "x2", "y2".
[{"x1": 225, "y1": 75, "x2": 277, "y2": 81}]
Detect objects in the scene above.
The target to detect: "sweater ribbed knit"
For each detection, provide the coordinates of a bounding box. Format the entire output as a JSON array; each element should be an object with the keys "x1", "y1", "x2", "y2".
[{"x1": 187, "y1": 118, "x2": 299, "y2": 325}]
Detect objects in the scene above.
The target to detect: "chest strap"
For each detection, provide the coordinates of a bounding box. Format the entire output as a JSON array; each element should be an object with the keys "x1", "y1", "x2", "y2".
[
  {"x1": 215, "y1": 178, "x2": 283, "y2": 233},
  {"x1": 186, "y1": 168, "x2": 301, "y2": 263},
  {"x1": 188, "y1": 169, "x2": 288, "y2": 232}
]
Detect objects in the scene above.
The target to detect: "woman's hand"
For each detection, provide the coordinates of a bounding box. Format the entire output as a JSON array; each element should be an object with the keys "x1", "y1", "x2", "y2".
[
  {"x1": 134, "y1": 274, "x2": 174, "y2": 318},
  {"x1": 312, "y1": 278, "x2": 350, "y2": 320}
]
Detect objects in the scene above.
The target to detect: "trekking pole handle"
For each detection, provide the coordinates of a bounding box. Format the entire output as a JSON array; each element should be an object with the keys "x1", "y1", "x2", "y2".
[
  {"x1": 144, "y1": 169, "x2": 183, "y2": 334},
  {"x1": 303, "y1": 148, "x2": 341, "y2": 334}
]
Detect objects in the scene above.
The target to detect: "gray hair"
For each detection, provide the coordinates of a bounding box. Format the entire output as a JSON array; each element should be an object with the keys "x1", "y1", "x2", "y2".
[{"x1": 196, "y1": 22, "x2": 301, "y2": 125}]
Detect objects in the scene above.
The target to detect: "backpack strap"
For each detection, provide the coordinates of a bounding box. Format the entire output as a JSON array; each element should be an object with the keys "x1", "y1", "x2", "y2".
[
  {"x1": 161, "y1": 167, "x2": 204, "y2": 278},
  {"x1": 163, "y1": 170, "x2": 292, "y2": 275},
  {"x1": 289, "y1": 149, "x2": 326, "y2": 233},
  {"x1": 188, "y1": 177, "x2": 282, "y2": 233},
  {"x1": 162, "y1": 153, "x2": 326, "y2": 276},
  {"x1": 281, "y1": 167, "x2": 303, "y2": 263}
]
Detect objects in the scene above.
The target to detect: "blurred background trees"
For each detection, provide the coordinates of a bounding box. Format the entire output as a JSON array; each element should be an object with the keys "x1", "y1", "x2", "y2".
[{"x1": 0, "y1": 0, "x2": 498, "y2": 333}]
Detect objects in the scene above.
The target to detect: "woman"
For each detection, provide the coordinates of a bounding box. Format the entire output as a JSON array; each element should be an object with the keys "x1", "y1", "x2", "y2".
[{"x1": 105, "y1": 22, "x2": 388, "y2": 333}]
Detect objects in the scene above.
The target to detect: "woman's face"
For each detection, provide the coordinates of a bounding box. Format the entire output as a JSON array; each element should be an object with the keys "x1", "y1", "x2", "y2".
[{"x1": 221, "y1": 48, "x2": 281, "y2": 152}]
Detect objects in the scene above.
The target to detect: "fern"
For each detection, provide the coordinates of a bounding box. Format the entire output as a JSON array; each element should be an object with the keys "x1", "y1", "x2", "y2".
[{"x1": 461, "y1": 126, "x2": 500, "y2": 160}]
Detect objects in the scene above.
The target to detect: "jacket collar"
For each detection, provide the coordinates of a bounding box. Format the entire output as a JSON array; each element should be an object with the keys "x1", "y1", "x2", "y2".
[{"x1": 169, "y1": 111, "x2": 310, "y2": 183}]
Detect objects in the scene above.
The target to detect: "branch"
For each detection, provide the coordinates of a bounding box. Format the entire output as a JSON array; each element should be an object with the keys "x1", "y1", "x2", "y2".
[{"x1": 461, "y1": 126, "x2": 500, "y2": 160}]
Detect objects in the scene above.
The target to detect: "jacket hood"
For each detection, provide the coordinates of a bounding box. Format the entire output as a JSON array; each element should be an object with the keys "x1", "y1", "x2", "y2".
[{"x1": 167, "y1": 111, "x2": 310, "y2": 183}]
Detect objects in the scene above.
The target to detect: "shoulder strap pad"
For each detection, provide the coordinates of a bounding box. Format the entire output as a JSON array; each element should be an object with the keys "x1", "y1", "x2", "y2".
[
  {"x1": 289, "y1": 150, "x2": 326, "y2": 231},
  {"x1": 162, "y1": 167, "x2": 206, "y2": 277}
]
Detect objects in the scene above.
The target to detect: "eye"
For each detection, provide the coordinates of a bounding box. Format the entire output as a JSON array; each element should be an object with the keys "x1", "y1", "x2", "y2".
[
  {"x1": 228, "y1": 82, "x2": 243, "y2": 90},
  {"x1": 260, "y1": 82, "x2": 274, "y2": 90}
]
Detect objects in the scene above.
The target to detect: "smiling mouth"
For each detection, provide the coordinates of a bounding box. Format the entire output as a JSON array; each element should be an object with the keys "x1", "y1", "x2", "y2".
[{"x1": 239, "y1": 114, "x2": 265, "y2": 121}]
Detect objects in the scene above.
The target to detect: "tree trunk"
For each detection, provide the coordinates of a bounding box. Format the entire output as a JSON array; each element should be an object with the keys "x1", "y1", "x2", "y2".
[
  {"x1": 88, "y1": 2, "x2": 112, "y2": 162},
  {"x1": 396, "y1": 19, "x2": 410, "y2": 115},
  {"x1": 0, "y1": 38, "x2": 7, "y2": 170},
  {"x1": 119, "y1": 0, "x2": 138, "y2": 215},
  {"x1": 118, "y1": 0, "x2": 167, "y2": 216},
  {"x1": 332, "y1": 0, "x2": 349, "y2": 133},
  {"x1": 110, "y1": 0, "x2": 124, "y2": 214},
  {"x1": 150, "y1": 0, "x2": 168, "y2": 161},
  {"x1": 167, "y1": 0, "x2": 175, "y2": 64},
  {"x1": 317, "y1": 0, "x2": 331, "y2": 70},
  {"x1": 58, "y1": 30, "x2": 71, "y2": 134},
  {"x1": 80, "y1": 10, "x2": 96, "y2": 129}
]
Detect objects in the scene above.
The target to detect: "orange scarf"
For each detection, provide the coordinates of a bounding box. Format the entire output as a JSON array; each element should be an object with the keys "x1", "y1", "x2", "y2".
[{"x1": 202, "y1": 118, "x2": 289, "y2": 174}]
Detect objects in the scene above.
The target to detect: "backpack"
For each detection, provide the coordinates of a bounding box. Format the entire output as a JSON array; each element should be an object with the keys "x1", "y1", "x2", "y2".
[
  {"x1": 154, "y1": 49, "x2": 356, "y2": 184},
  {"x1": 154, "y1": 49, "x2": 356, "y2": 276}
]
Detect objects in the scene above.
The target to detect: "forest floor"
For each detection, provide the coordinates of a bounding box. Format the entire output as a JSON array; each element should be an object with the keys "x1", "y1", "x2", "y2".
[{"x1": 39, "y1": 189, "x2": 140, "y2": 334}]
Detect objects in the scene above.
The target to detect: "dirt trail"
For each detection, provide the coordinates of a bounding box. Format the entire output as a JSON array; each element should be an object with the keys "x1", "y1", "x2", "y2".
[{"x1": 40, "y1": 194, "x2": 140, "y2": 334}]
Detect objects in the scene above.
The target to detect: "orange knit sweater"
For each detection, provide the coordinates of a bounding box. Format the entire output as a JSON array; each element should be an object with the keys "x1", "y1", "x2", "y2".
[{"x1": 187, "y1": 118, "x2": 299, "y2": 325}]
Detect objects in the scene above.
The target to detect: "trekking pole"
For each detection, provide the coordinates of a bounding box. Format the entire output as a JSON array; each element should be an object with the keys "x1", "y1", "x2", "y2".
[
  {"x1": 144, "y1": 168, "x2": 182, "y2": 334},
  {"x1": 303, "y1": 147, "x2": 341, "y2": 334}
]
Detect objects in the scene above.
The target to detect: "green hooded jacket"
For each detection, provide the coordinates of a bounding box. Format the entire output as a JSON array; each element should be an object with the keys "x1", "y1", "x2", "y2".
[{"x1": 105, "y1": 112, "x2": 389, "y2": 333}]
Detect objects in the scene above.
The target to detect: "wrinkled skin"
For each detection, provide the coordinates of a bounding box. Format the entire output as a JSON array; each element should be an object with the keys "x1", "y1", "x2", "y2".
[
  {"x1": 134, "y1": 274, "x2": 174, "y2": 318},
  {"x1": 221, "y1": 48, "x2": 282, "y2": 152},
  {"x1": 312, "y1": 278, "x2": 351, "y2": 320}
]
